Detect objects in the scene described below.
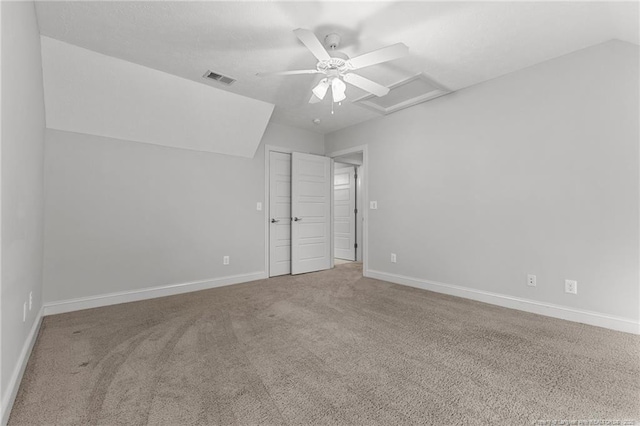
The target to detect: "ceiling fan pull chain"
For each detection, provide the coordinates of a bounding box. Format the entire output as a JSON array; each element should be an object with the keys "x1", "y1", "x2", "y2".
[{"x1": 331, "y1": 101, "x2": 334, "y2": 115}]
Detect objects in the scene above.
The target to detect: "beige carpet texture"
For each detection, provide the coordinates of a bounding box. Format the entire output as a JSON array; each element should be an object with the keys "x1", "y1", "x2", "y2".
[{"x1": 9, "y1": 263, "x2": 640, "y2": 425}]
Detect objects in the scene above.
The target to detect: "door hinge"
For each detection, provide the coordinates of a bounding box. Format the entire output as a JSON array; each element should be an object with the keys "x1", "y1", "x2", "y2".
[
  {"x1": 354, "y1": 174, "x2": 358, "y2": 180},
  {"x1": 354, "y1": 208, "x2": 358, "y2": 214},
  {"x1": 354, "y1": 243, "x2": 358, "y2": 249}
]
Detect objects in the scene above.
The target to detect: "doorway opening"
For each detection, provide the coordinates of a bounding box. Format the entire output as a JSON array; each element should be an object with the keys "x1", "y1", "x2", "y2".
[
  {"x1": 333, "y1": 159, "x2": 361, "y2": 263},
  {"x1": 329, "y1": 147, "x2": 366, "y2": 276}
]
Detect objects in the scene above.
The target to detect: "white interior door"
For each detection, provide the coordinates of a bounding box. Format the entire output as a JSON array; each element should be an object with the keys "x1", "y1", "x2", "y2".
[
  {"x1": 269, "y1": 151, "x2": 291, "y2": 277},
  {"x1": 291, "y1": 152, "x2": 332, "y2": 275},
  {"x1": 334, "y1": 163, "x2": 356, "y2": 261}
]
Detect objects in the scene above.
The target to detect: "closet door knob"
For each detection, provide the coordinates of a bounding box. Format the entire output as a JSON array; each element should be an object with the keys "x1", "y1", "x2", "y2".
[
  {"x1": 294, "y1": 217, "x2": 302, "y2": 222},
  {"x1": 271, "y1": 218, "x2": 279, "y2": 223}
]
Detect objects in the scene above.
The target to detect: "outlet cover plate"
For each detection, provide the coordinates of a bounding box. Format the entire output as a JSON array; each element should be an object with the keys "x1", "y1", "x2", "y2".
[
  {"x1": 565, "y1": 279, "x2": 578, "y2": 294},
  {"x1": 527, "y1": 274, "x2": 536, "y2": 287}
]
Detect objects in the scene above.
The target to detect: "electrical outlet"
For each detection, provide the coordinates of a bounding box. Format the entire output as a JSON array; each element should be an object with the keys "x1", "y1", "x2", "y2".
[
  {"x1": 29, "y1": 291, "x2": 33, "y2": 310},
  {"x1": 527, "y1": 274, "x2": 536, "y2": 287},
  {"x1": 391, "y1": 253, "x2": 397, "y2": 263},
  {"x1": 223, "y1": 256, "x2": 230, "y2": 265},
  {"x1": 256, "y1": 202, "x2": 262, "y2": 211},
  {"x1": 23, "y1": 302, "x2": 27, "y2": 322},
  {"x1": 565, "y1": 279, "x2": 577, "y2": 294},
  {"x1": 370, "y1": 201, "x2": 378, "y2": 210}
]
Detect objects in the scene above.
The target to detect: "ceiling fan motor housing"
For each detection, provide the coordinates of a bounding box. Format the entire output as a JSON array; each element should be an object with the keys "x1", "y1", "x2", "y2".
[{"x1": 317, "y1": 58, "x2": 349, "y2": 74}]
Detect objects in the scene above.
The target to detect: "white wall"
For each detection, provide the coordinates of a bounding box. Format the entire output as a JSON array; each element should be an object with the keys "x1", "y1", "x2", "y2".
[
  {"x1": 43, "y1": 122, "x2": 323, "y2": 304},
  {"x1": 0, "y1": 1, "x2": 46, "y2": 420},
  {"x1": 326, "y1": 40, "x2": 639, "y2": 330},
  {"x1": 40, "y1": 36, "x2": 274, "y2": 158}
]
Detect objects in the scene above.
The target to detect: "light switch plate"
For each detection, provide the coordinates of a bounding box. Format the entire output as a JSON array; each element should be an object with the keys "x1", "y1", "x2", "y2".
[
  {"x1": 370, "y1": 201, "x2": 378, "y2": 209},
  {"x1": 256, "y1": 202, "x2": 262, "y2": 211}
]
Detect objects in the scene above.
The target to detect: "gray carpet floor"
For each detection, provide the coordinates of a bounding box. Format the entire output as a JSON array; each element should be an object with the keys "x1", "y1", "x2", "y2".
[{"x1": 9, "y1": 263, "x2": 640, "y2": 425}]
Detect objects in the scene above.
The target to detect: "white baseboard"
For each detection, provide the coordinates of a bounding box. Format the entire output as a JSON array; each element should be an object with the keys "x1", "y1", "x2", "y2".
[
  {"x1": 43, "y1": 271, "x2": 267, "y2": 316},
  {"x1": 366, "y1": 269, "x2": 639, "y2": 335},
  {"x1": 1, "y1": 307, "x2": 44, "y2": 426}
]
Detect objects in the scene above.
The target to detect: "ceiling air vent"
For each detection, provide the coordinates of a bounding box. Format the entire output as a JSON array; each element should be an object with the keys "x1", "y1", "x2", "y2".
[
  {"x1": 353, "y1": 73, "x2": 450, "y2": 115},
  {"x1": 203, "y1": 70, "x2": 236, "y2": 86}
]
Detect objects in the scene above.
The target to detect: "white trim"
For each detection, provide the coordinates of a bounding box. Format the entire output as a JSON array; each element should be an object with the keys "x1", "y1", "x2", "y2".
[
  {"x1": 330, "y1": 158, "x2": 335, "y2": 269},
  {"x1": 43, "y1": 272, "x2": 267, "y2": 316},
  {"x1": 367, "y1": 270, "x2": 640, "y2": 335},
  {"x1": 1, "y1": 307, "x2": 43, "y2": 426},
  {"x1": 0, "y1": 6, "x2": 3, "y2": 423},
  {"x1": 326, "y1": 145, "x2": 369, "y2": 275}
]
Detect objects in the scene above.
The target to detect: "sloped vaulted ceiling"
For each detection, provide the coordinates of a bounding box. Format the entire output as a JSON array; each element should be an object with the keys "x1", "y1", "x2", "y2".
[{"x1": 40, "y1": 36, "x2": 274, "y2": 158}]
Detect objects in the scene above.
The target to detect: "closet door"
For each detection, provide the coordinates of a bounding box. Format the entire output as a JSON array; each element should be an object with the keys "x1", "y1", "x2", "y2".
[
  {"x1": 269, "y1": 151, "x2": 292, "y2": 277},
  {"x1": 291, "y1": 152, "x2": 332, "y2": 275}
]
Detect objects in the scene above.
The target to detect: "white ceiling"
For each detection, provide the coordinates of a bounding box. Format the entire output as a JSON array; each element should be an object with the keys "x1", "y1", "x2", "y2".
[{"x1": 35, "y1": 1, "x2": 639, "y2": 135}]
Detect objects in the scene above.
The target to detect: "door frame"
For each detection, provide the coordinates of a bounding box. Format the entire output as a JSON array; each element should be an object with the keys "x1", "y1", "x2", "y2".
[
  {"x1": 332, "y1": 162, "x2": 357, "y2": 262},
  {"x1": 326, "y1": 145, "x2": 369, "y2": 276}
]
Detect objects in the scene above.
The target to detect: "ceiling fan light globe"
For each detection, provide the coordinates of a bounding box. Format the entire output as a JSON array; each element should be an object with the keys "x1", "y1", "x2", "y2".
[
  {"x1": 332, "y1": 91, "x2": 347, "y2": 103},
  {"x1": 312, "y1": 79, "x2": 330, "y2": 100},
  {"x1": 331, "y1": 78, "x2": 347, "y2": 102}
]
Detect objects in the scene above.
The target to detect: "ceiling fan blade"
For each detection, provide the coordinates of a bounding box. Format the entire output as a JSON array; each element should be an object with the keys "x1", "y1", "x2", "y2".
[
  {"x1": 309, "y1": 94, "x2": 322, "y2": 104},
  {"x1": 293, "y1": 28, "x2": 331, "y2": 62},
  {"x1": 257, "y1": 69, "x2": 320, "y2": 77},
  {"x1": 346, "y1": 43, "x2": 409, "y2": 70},
  {"x1": 343, "y1": 73, "x2": 390, "y2": 97}
]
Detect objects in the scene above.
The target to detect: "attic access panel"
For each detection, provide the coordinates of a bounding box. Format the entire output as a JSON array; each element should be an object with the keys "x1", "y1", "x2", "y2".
[{"x1": 353, "y1": 73, "x2": 450, "y2": 115}]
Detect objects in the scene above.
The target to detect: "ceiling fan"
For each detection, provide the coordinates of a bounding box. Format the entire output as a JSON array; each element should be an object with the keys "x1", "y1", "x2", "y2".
[{"x1": 258, "y1": 29, "x2": 409, "y2": 105}]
